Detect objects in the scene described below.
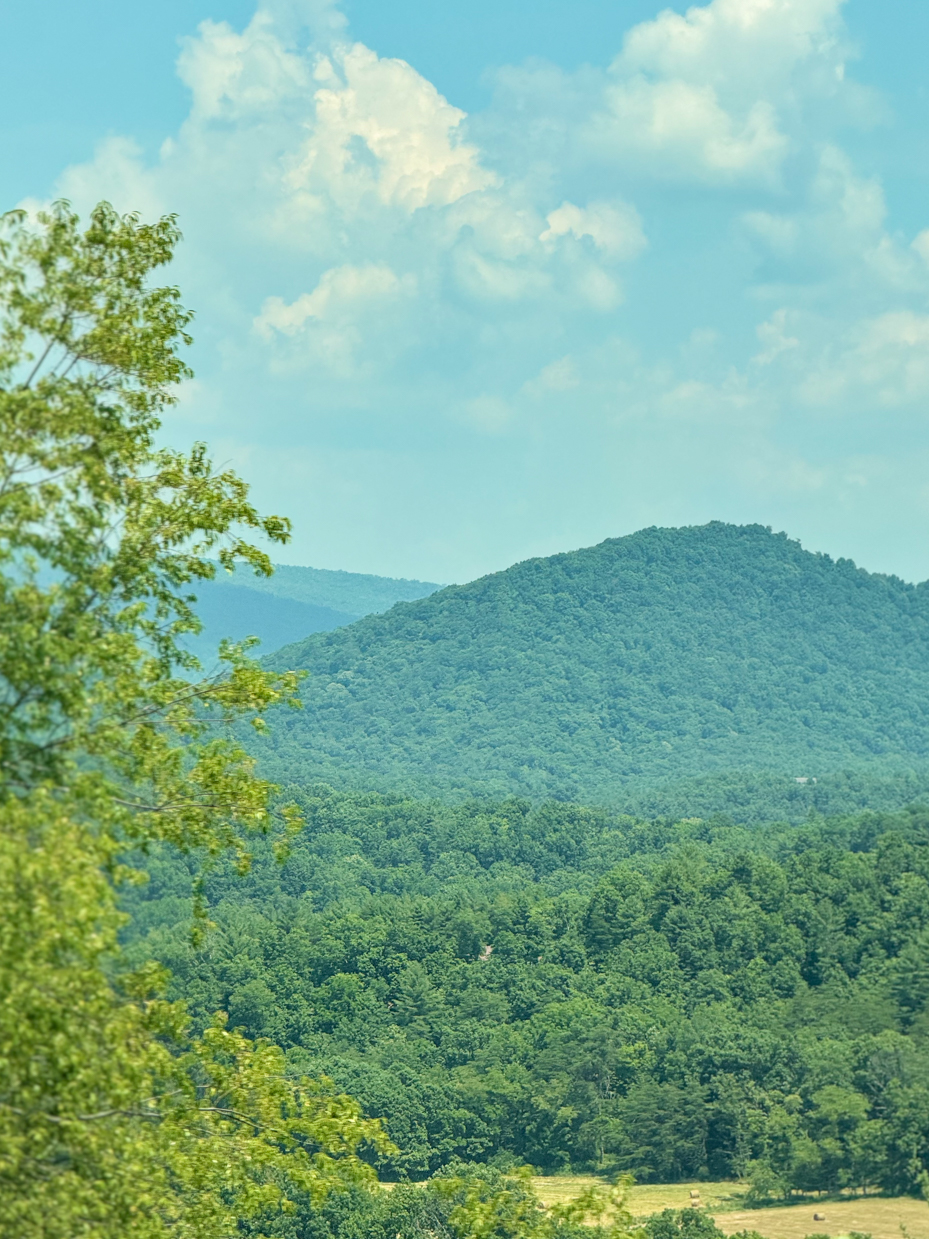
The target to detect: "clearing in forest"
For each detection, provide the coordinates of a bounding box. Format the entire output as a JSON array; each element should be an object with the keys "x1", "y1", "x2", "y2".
[{"x1": 529, "y1": 1179, "x2": 929, "y2": 1239}]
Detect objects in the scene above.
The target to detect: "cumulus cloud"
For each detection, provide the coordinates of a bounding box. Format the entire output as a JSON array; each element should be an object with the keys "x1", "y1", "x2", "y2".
[
  {"x1": 743, "y1": 146, "x2": 927, "y2": 297},
  {"x1": 754, "y1": 310, "x2": 800, "y2": 366},
  {"x1": 614, "y1": 0, "x2": 845, "y2": 97},
  {"x1": 591, "y1": 81, "x2": 786, "y2": 180},
  {"x1": 39, "y1": 0, "x2": 929, "y2": 581},
  {"x1": 540, "y1": 200, "x2": 646, "y2": 258},
  {"x1": 583, "y1": 0, "x2": 857, "y2": 183},
  {"x1": 177, "y1": 13, "x2": 312, "y2": 122},
  {"x1": 291, "y1": 44, "x2": 496, "y2": 212},
  {"x1": 256, "y1": 263, "x2": 409, "y2": 336},
  {"x1": 56, "y1": 137, "x2": 165, "y2": 221}
]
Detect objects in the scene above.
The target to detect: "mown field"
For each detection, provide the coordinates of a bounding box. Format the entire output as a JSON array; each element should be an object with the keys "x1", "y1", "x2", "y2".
[
  {"x1": 715, "y1": 1198, "x2": 929, "y2": 1239},
  {"x1": 530, "y1": 1179, "x2": 741, "y2": 1215},
  {"x1": 529, "y1": 1179, "x2": 929, "y2": 1239}
]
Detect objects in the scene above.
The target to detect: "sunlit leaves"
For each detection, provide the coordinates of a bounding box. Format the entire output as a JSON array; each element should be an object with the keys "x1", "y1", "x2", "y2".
[{"x1": 0, "y1": 202, "x2": 386, "y2": 1236}]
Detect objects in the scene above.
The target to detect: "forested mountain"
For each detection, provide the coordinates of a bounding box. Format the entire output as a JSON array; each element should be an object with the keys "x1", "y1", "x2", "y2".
[
  {"x1": 183, "y1": 583, "x2": 358, "y2": 667},
  {"x1": 123, "y1": 792, "x2": 929, "y2": 1193},
  {"x1": 184, "y1": 564, "x2": 443, "y2": 664},
  {"x1": 220, "y1": 562, "x2": 445, "y2": 615},
  {"x1": 250, "y1": 523, "x2": 929, "y2": 804}
]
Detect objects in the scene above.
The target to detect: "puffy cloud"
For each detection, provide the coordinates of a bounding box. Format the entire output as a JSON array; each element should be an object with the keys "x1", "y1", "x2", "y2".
[
  {"x1": 176, "y1": 13, "x2": 312, "y2": 122},
  {"x1": 56, "y1": 137, "x2": 165, "y2": 222},
  {"x1": 754, "y1": 310, "x2": 800, "y2": 366},
  {"x1": 38, "y1": 0, "x2": 929, "y2": 582},
  {"x1": 799, "y1": 312, "x2": 929, "y2": 410},
  {"x1": 585, "y1": 0, "x2": 853, "y2": 183},
  {"x1": 256, "y1": 263, "x2": 409, "y2": 337},
  {"x1": 592, "y1": 81, "x2": 786, "y2": 180},
  {"x1": 254, "y1": 262, "x2": 418, "y2": 376},
  {"x1": 743, "y1": 147, "x2": 927, "y2": 296},
  {"x1": 615, "y1": 0, "x2": 845, "y2": 98},
  {"x1": 290, "y1": 44, "x2": 496, "y2": 212},
  {"x1": 540, "y1": 200, "x2": 646, "y2": 258}
]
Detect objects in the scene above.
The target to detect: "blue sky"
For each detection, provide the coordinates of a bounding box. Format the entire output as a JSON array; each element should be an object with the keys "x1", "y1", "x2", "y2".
[{"x1": 4, "y1": 0, "x2": 929, "y2": 583}]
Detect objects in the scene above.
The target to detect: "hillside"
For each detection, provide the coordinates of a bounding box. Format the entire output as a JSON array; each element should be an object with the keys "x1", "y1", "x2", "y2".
[
  {"x1": 251, "y1": 523, "x2": 929, "y2": 803},
  {"x1": 206, "y1": 561, "x2": 443, "y2": 615},
  {"x1": 184, "y1": 564, "x2": 444, "y2": 663}
]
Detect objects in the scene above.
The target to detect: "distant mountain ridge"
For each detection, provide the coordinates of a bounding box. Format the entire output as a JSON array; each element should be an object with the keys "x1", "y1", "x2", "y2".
[
  {"x1": 250, "y1": 522, "x2": 929, "y2": 803},
  {"x1": 208, "y1": 562, "x2": 445, "y2": 616},
  {"x1": 184, "y1": 563, "x2": 444, "y2": 665}
]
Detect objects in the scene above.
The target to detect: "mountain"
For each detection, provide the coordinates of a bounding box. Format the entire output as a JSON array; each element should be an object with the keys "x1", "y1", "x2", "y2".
[
  {"x1": 205, "y1": 562, "x2": 444, "y2": 615},
  {"x1": 184, "y1": 564, "x2": 444, "y2": 664},
  {"x1": 253, "y1": 522, "x2": 929, "y2": 803}
]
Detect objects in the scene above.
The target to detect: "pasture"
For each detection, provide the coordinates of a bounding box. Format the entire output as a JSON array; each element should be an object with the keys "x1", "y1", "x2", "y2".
[{"x1": 529, "y1": 1178, "x2": 929, "y2": 1239}]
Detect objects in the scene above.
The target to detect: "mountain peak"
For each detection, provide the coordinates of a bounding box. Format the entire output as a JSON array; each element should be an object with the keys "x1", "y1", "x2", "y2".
[{"x1": 256, "y1": 523, "x2": 929, "y2": 802}]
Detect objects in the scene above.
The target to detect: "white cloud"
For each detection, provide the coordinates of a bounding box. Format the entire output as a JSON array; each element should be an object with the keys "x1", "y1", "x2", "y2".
[
  {"x1": 592, "y1": 80, "x2": 786, "y2": 180},
  {"x1": 799, "y1": 312, "x2": 929, "y2": 409},
  {"x1": 530, "y1": 357, "x2": 581, "y2": 393},
  {"x1": 540, "y1": 200, "x2": 646, "y2": 258},
  {"x1": 583, "y1": 0, "x2": 853, "y2": 183},
  {"x1": 55, "y1": 137, "x2": 164, "y2": 221},
  {"x1": 461, "y1": 394, "x2": 514, "y2": 434},
  {"x1": 177, "y1": 13, "x2": 312, "y2": 122},
  {"x1": 615, "y1": 0, "x2": 845, "y2": 99},
  {"x1": 754, "y1": 309, "x2": 800, "y2": 366},
  {"x1": 39, "y1": 0, "x2": 929, "y2": 582},
  {"x1": 291, "y1": 43, "x2": 496, "y2": 212},
  {"x1": 255, "y1": 262, "x2": 408, "y2": 336},
  {"x1": 743, "y1": 147, "x2": 928, "y2": 295},
  {"x1": 254, "y1": 262, "x2": 416, "y2": 376}
]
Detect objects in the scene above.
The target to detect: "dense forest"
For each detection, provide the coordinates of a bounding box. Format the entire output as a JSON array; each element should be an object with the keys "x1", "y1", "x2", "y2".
[
  {"x1": 122, "y1": 789, "x2": 929, "y2": 1198},
  {"x1": 243, "y1": 523, "x2": 929, "y2": 804}
]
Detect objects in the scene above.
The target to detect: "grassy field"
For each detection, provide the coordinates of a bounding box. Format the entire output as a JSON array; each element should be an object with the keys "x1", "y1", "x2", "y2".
[
  {"x1": 715, "y1": 1197, "x2": 929, "y2": 1239},
  {"x1": 530, "y1": 1179, "x2": 741, "y2": 1215},
  {"x1": 529, "y1": 1177, "x2": 929, "y2": 1239}
]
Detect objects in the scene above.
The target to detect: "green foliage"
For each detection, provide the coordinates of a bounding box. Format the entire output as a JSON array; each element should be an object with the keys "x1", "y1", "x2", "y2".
[
  {"x1": 124, "y1": 786, "x2": 929, "y2": 1195},
  {"x1": 9, "y1": 202, "x2": 928, "y2": 1233},
  {"x1": 432, "y1": 1164, "x2": 575, "y2": 1237},
  {"x1": 0, "y1": 200, "x2": 303, "y2": 844},
  {"x1": 243, "y1": 1165, "x2": 638, "y2": 1239},
  {"x1": 248, "y1": 522, "x2": 929, "y2": 805},
  {"x1": 0, "y1": 202, "x2": 385, "y2": 1235},
  {"x1": 642, "y1": 1210, "x2": 762, "y2": 1239}
]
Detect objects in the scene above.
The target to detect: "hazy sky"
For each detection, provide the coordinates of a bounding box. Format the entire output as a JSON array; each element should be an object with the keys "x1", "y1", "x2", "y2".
[{"x1": 4, "y1": 0, "x2": 929, "y2": 583}]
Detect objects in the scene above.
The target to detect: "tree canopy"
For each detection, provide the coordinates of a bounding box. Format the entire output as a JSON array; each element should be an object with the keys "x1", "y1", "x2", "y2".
[
  {"x1": 246, "y1": 523, "x2": 929, "y2": 805},
  {"x1": 123, "y1": 788, "x2": 929, "y2": 1198},
  {"x1": 0, "y1": 201, "x2": 386, "y2": 1237}
]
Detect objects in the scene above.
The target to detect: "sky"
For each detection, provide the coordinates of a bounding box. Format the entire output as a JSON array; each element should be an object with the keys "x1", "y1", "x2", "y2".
[{"x1": 3, "y1": 0, "x2": 929, "y2": 584}]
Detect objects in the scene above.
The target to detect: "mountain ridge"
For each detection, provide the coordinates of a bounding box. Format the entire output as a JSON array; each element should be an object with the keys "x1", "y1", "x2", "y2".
[
  {"x1": 208, "y1": 561, "x2": 444, "y2": 616},
  {"x1": 184, "y1": 563, "x2": 445, "y2": 664},
  {"x1": 251, "y1": 522, "x2": 929, "y2": 802}
]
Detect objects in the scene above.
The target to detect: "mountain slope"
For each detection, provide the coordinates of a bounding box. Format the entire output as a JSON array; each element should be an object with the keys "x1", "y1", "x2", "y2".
[
  {"x1": 208, "y1": 562, "x2": 444, "y2": 615},
  {"x1": 254, "y1": 523, "x2": 929, "y2": 801},
  {"x1": 185, "y1": 565, "x2": 445, "y2": 663},
  {"x1": 183, "y1": 582, "x2": 359, "y2": 667}
]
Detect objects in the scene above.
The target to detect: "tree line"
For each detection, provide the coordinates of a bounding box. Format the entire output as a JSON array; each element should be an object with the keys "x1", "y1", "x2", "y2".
[{"x1": 124, "y1": 788, "x2": 929, "y2": 1198}]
